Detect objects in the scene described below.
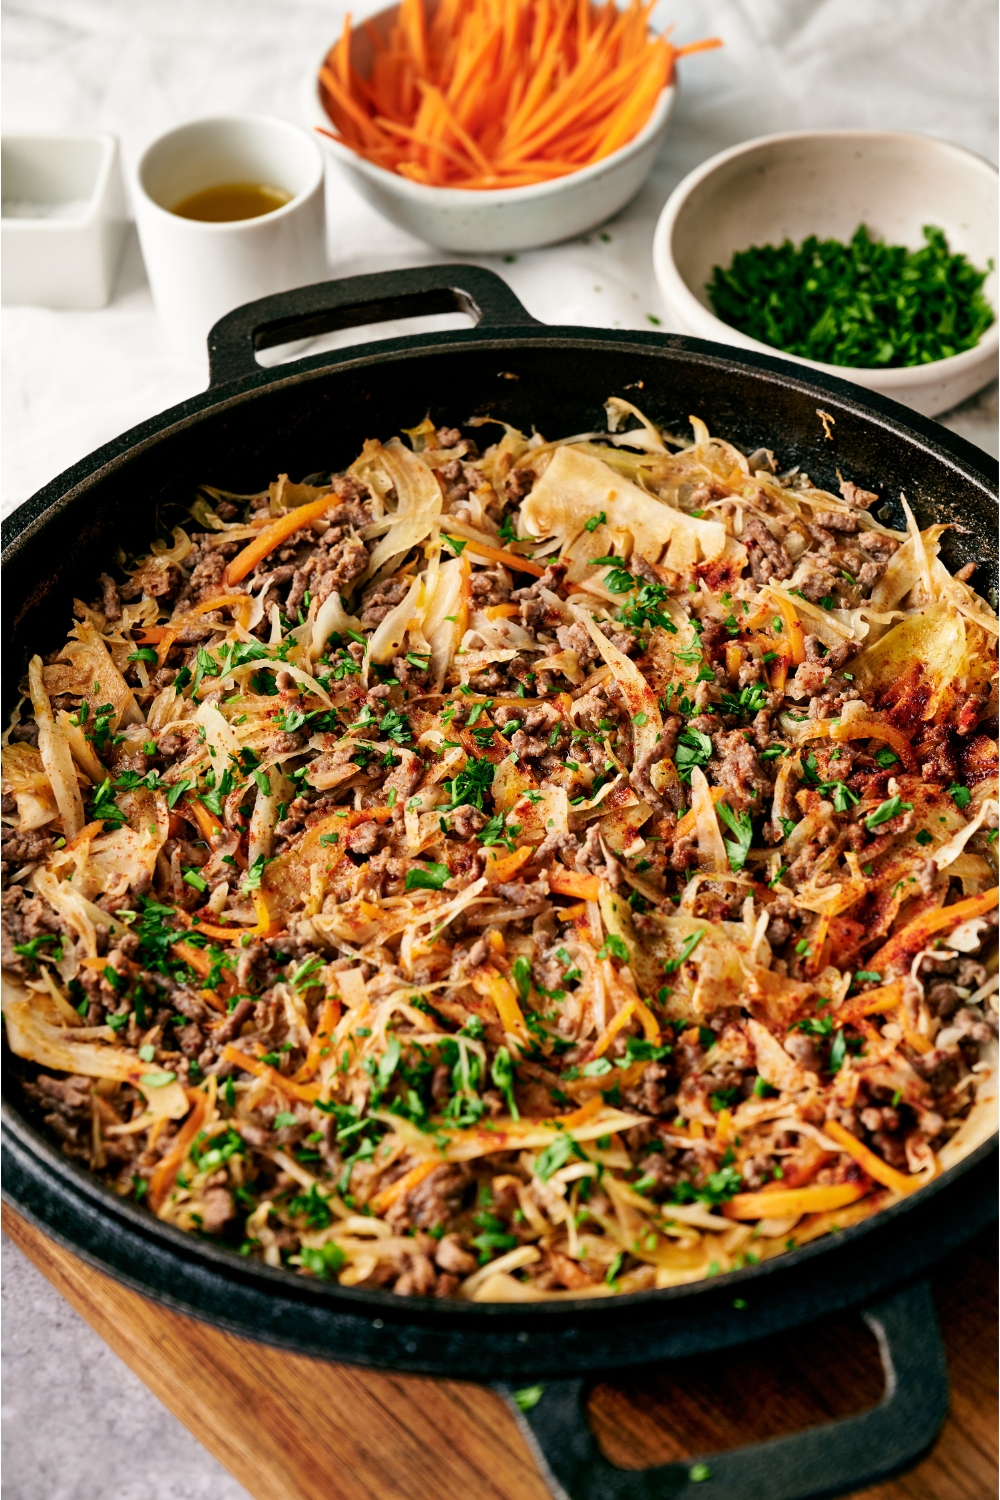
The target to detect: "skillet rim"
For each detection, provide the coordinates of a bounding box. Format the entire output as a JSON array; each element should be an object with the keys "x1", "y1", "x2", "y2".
[{"x1": 3, "y1": 324, "x2": 998, "y2": 563}]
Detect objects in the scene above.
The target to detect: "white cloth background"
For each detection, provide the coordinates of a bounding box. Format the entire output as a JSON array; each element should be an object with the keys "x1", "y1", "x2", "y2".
[
  {"x1": 2, "y1": 0, "x2": 997, "y2": 518},
  {"x1": 1, "y1": 2, "x2": 997, "y2": 1496}
]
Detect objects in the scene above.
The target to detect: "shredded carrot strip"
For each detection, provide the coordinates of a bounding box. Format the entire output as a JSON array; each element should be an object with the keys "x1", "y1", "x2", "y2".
[
  {"x1": 868, "y1": 887, "x2": 999, "y2": 978},
  {"x1": 589, "y1": 998, "x2": 637, "y2": 1058},
  {"x1": 483, "y1": 844, "x2": 534, "y2": 883},
  {"x1": 223, "y1": 495, "x2": 334, "y2": 587},
  {"x1": 548, "y1": 1095, "x2": 605, "y2": 1129},
  {"x1": 675, "y1": 785, "x2": 726, "y2": 839},
  {"x1": 316, "y1": 1, "x2": 719, "y2": 190},
  {"x1": 170, "y1": 894, "x2": 278, "y2": 945},
  {"x1": 550, "y1": 869, "x2": 600, "y2": 901},
  {"x1": 293, "y1": 997, "x2": 341, "y2": 1082},
  {"x1": 222, "y1": 1045, "x2": 321, "y2": 1103},
  {"x1": 722, "y1": 1181, "x2": 869, "y2": 1220},
  {"x1": 459, "y1": 538, "x2": 546, "y2": 575},
  {"x1": 632, "y1": 997, "x2": 661, "y2": 1041},
  {"x1": 824, "y1": 1119, "x2": 932, "y2": 1196},
  {"x1": 149, "y1": 592, "x2": 252, "y2": 664},
  {"x1": 834, "y1": 980, "x2": 905, "y2": 1026},
  {"x1": 768, "y1": 592, "x2": 807, "y2": 665},
  {"x1": 185, "y1": 797, "x2": 224, "y2": 843},
  {"x1": 472, "y1": 966, "x2": 530, "y2": 1044},
  {"x1": 148, "y1": 1090, "x2": 209, "y2": 1212},
  {"x1": 369, "y1": 1158, "x2": 440, "y2": 1215}
]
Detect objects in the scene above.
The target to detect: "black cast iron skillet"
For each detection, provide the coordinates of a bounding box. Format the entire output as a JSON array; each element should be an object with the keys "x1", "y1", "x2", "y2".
[{"x1": 3, "y1": 265, "x2": 998, "y2": 1500}]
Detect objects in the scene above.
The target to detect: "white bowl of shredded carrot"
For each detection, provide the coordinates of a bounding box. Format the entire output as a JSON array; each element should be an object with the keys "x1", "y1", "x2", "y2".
[{"x1": 304, "y1": 0, "x2": 720, "y2": 253}]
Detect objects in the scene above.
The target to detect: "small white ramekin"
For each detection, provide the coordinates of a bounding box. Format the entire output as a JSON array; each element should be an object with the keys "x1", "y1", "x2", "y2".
[
  {"x1": 303, "y1": 7, "x2": 675, "y2": 254},
  {"x1": 1, "y1": 133, "x2": 127, "y2": 308},
  {"x1": 652, "y1": 130, "x2": 999, "y2": 418}
]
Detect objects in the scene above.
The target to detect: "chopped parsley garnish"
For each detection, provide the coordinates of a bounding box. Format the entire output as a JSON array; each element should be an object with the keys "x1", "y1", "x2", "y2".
[
  {"x1": 444, "y1": 756, "x2": 494, "y2": 810},
  {"x1": 671, "y1": 1148, "x2": 742, "y2": 1206},
  {"x1": 720, "y1": 683, "x2": 767, "y2": 717},
  {"x1": 511, "y1": 955, "x2": 532, "y2": 1001},
  {"x1": 491, "y1": 1047, "x2": 519, "y2": 1120},
  {"x1": 828, "y1": 1029, "x2": 847, "y2": 1074},
  {"x1": 589, "y1": 556, "x2": 635, "y2": 593},
  {"x1": 674, "y1": 726, "x2": 713, "y2": 783},
  {"x1": 90, "y1": 775, "x2": 129, "y2": 830},
  {"x1": 705, "y1": 223, "x2": 995, "y2": 368},
  {"x1": 300, "y1": 1242, "x2": 347, "y2": 1280},
  {"x1": 662, "y1": 929, "x2": 704, "y2": 974},
  {"x1": 948, "y1": 783, "x2": 971, "y2": 809},
  {"x1": 534, "y1": 1133, "x2": 584, "y2": 1181},
  {"x1": 717, "y1": 802, "x2": 753, "y2": 871},
  {"x1": 379, "y1": 707, "x2": 412, "y2": 745},
  {"x1": 816, "y1": 779, "x2": 860, "y2": 813},
  {"x1": 617, "y1": 581, "x2": 677, "y2": 633},
  {"x1": 405, "y1": 862, "x2": 451, "y2": 892},
  {"x1": 865, "y1": 794, "x2": 913, "y2": 831},
  {"x1": 12, "y1": 933, "x2": 63, "y2": 970}
]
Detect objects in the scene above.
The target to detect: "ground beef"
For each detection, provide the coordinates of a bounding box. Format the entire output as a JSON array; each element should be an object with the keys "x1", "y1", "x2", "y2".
[
  {"x1": 448, "y1": 805, "x2": 488, "y2": 839},
  {"x1": 623, "y1": 1062, "x2": 676, "y2": 1116},
  {"x1": 743, "y1": 517, "x2": 792, "y2": 584},
  {"x1": 435, "y1": 1233, "x2": 477, "y2": 1276},
  {"x1": 1, "y1": 825, "x2": 55, "y2": 883},
  {"x1": 505, "y1": 467, "x2": 535, "y2": 502},
  {"x1": 360, "y1": 577, "x2": 410, "y2": 627},
  {"x1": 325, "y1": 475, "x2": 375, "y2": 527},
  {"x1": 855, "y1": 530, "x2": 899, "y2": 589},
  {"x1": 174, "y1": 544, "x2": 235, "y2": 607},
  {"x1": 300, "y1": 529, "x2": 370, "y2": 605},
  {"x1": 791, "y1": 556, "x2": 839, "y2": 603},
  {"x1": 346, "y1": 821, "x2": 381, "y2": 855},
  {"x1": 839, "y1": 480, "x2": 879, "y2": 509},
  {"x1": 386, "y1": 1163, "x2": 470, "y2": 1231},
  {"x1": 711, "y1": 728, "x2": 772, "y2": 808},
  {"x1": 1, "y1": 886, "x2": 65, "y2": 974},
  {"x1": 496, "y1": 873, "x2": 551, "y2": 905},
  {"x1": 630, "y1": 723, "x2": 681, "y2": 810},
  {"x1": 812, "y1": 510, "x2": 858, "y2": 533},
  {"x1": 555, "y1": 621, "x2": 599, "y2": 668},
  {"x1": 97, "y1": 571, "x2": 122, "y2": 621},
  {"x1": 469, "y1": 567, "x2": 512, "y2": 607}
]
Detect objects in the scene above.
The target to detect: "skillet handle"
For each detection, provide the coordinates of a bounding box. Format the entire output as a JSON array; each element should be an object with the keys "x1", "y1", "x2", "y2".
[
  {"x1": 500, "y1": 1281, "x2": 948, "y2": 1500},
  {"x1": 206, "y1": 264, "x2": 541, "y2": 385}
]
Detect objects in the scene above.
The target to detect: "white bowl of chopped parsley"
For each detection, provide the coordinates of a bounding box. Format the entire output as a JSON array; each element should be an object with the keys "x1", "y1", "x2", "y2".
[{"x1": 652, "y1": 130, "x2": 998, "y2": 417}]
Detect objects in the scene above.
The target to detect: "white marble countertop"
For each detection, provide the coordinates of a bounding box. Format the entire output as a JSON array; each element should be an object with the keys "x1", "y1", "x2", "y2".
[{"x1": 2, "y1": 1, "x2": 997, "y2": 1496}]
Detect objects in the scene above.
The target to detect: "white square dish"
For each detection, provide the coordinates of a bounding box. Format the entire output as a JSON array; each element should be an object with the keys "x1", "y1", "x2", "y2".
[{"x1": 2, "y1": 133, "x2": 127, "y2": 308}]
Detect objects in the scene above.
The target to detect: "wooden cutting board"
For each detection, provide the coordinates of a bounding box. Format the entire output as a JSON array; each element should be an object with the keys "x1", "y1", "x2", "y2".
[{"x1": 3, "y1": 1205, "x2": 995, "y2": 1500}]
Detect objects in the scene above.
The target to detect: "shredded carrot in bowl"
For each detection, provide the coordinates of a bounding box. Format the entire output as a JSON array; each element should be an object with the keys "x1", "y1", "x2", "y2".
[{"x1": 317, "y1": 0, "x2": 721, "y2": 190}]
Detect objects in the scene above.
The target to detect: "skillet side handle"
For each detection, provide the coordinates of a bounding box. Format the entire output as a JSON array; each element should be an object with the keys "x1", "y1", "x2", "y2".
[
  {"x1": 500, "y1": 1281, "x2": 948, "y2": 1500},
  {"x1": 206, "y1": 264, "x2": 541, "y2": 386}
]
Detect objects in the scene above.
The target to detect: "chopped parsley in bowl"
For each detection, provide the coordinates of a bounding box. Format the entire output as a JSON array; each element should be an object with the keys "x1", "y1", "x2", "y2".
[{"x1": 705, "y1": 224, "x2": 994, "y2": 369}]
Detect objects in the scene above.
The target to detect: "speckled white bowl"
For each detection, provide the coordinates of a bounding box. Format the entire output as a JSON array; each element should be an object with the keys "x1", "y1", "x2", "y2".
[
  {"x1": 303, "y1": 5, "x2": 675, "y2": 254},
  {"x1": 653, "y1": 130, "x2": 999, "y2": 418}
]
